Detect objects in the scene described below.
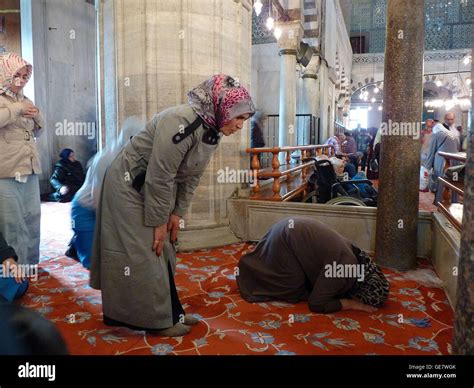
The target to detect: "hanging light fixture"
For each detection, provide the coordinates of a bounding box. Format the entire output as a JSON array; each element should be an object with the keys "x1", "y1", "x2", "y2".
[
  {"x1": 466, "y1": 77, "x2": 472, "y2": 86},
  {"x1": 436, "y1": 79, "x2": 442, "y2": 87},
  {"x1": 274, "y1": 26, "x2": 282, "y2": 39},
  {"x1": 266, "y1": 0, "x2": 274, "y2": 30},
  {"x1": 378, "y1": 106, "x2": 383, "y2": 111},
  {"x1": 374, "y1": 86, "x2": 379, "y2": 94},
  {"x1": 463, "y1": 54, "x2": 472, "y2": 66},
  {"x1": 253, "y1": 0, "x2": 263, "y2": 16},
  {"x1": 266, "y1": 16, "x2": 274, "y2": 30},
  {"x1": 368, "y1": 105, "x2": 372, "y2": 111},
  {"x1": 371, "y1": 97, "x2": 376, "y2": 103}
]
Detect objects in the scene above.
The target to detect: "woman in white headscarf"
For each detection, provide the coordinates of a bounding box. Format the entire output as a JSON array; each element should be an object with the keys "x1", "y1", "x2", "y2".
[
  {"x1": 0, "y1": 53, "x2": 43, "y2": 266},
  {"x1": 66, "y1": 117, "x2": 144, "y2": 269}
]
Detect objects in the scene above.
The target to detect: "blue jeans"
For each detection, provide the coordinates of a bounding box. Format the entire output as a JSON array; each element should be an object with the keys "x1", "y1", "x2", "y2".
[
  {"x1": 0, "y1": 268, "x2": 29, "y2": 302},
  {"x1": 70, "y1": 197, "x2": 96, "y2": 269}
]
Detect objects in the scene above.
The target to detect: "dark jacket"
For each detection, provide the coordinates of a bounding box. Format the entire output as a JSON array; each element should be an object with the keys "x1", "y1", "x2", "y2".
[
  {"x1": 50, "y1": 159, "x2": 85, "y2": 195},
  {"x1": 250, "y1": 122, "x2": 265, "y2": 148},
  {"x1": 0, "y1": 231, "x2": 18, "y2": 264},
  {"x1": 237, "y1": 217, "x2": 359, "y2": 313}
]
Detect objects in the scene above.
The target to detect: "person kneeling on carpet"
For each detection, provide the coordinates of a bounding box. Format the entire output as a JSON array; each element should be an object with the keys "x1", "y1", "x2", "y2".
[{"x1": 236, "y1": 217, "x2": 389, "y2": 313}]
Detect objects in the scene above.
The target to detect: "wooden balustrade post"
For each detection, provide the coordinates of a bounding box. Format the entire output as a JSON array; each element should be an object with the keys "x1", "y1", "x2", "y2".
[
  {"x1": 441, "y1": 157, "x2": 452, "y2": 204},
  {"x1": 272, "y1": 151, "x2": 281, "y2": 199},
  {"x1": 272, "y1": 151, "x2": 280, "y2": 172},
  {"x1": 250, "y1": 153, "x2": 261, "y2": 195},
  {"x1": 301, "y1": 149, "x2": 307, "y2": 180}
]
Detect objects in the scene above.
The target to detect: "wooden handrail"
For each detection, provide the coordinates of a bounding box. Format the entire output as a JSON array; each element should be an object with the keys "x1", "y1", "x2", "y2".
[
  {"x1": 437, "y1": 152, "x2": 465, "y2": 231},
  {"x1": 258, "y1": 161, "x2": 315, "y2": 178},
  {"x1": 246, "y1": 145, "x2": 334, "y2": 154},
  {"x1": 246, "y1": 144, "x2": 333, "y2": 200}
]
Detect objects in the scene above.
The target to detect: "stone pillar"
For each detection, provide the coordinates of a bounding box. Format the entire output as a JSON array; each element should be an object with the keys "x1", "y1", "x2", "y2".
[
  {"x1": 98, "y1": 0, "x2": 253, "y2": 249},
  {"x1": 277, "y1": 21, "x2": 303, "y2": 148},
  {"x1": 302, "y1": 55, "x2": 320, "y2": 144},
  {"x1": 374, "y1": 0, "x2": 424, "y2": 270},
  {"x1": 302, "y1": 55, "x2": 320, "y2": 115},
  {"x1": 21, "y1": 0, "x2": 97, "y2": 194},
  {"x1": 453, "y1": 50, "x2": 474, "y2": 354}
]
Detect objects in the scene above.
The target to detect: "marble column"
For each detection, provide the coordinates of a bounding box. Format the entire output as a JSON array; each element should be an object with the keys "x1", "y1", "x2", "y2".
[
  {"x1": 453, "y1": 52, "x2": 474, "y2": 354},
  {"x1": 301, "y1": 55, "x2": 320, "y2": 144},
  {"x1": 277, "y1": 21, "x2": 303, "y2": 149},
  {"x1": 98, "y1": 0, "x2": 253, "y2": 249},
  {"x1": 374, "y1": 0, "x2": 424, "y2": 270}
]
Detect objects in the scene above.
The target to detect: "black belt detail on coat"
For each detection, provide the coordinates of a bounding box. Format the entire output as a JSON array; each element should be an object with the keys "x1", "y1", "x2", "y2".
[{"x1": 172, "y1": 116, "x2": 203, "y2": 144}]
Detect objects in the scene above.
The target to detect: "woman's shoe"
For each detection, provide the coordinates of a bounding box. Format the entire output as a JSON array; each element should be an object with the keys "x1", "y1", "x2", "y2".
[{"x1": 183, "y1": 314, "x2": 199, "y2": 326}]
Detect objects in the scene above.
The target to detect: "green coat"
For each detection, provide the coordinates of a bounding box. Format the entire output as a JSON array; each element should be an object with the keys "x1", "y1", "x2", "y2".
[{"x1": 90, "y1": 104, "x2": 220, "y2": 329}]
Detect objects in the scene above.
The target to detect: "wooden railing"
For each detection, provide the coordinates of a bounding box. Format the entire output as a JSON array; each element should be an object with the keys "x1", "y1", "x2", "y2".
[
  {"x1": 246, "y1": 145, "x2": 335, "y2": 201},
  {"x1": 437, "y1": 151, "x2": 466, "y2": 231}
]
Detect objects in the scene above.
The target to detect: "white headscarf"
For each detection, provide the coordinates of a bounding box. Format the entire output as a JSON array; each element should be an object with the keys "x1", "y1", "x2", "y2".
[
  {"x1": 0, "y1": 52, "x2": 32, "y2": 99},
  {"x1": 74, "y1": 117, "x2": 145, "y2": 210}
]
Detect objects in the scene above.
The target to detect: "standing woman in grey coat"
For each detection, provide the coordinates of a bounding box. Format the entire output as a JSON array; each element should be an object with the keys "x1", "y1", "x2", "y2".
[
  {"x1": 91, "y1": 75, "x2": 255, "y2": 336},
  {"x1": 0, "y1": 53, "x2": 43, "y2": 266}
]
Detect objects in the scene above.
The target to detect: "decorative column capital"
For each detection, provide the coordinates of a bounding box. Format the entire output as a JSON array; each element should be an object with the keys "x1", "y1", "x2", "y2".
[
  {"x1": 240, "y1": 0, "x2": 253, "y2": 12},
  {"x1": 302, "y1": 55, "x2": 320, "y2": 79},
  {"x1": 277, "y1": 20, "x2": 304, "y2": 53}
]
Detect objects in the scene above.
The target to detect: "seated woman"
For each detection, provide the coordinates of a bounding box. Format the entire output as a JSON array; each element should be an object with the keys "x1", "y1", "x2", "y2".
[
  {"x1": 237, "y1": 217, "x2": 389, "y2": 313},
  {"x1": 48, "y1": 148, "x2": 85, "y2": 203},
  {"x1": 0, "y1": 231, "x2": 28, "y2": 302}
]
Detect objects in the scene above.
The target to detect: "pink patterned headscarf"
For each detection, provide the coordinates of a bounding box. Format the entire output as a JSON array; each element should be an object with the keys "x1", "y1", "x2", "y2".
[
  {"x1": 0, "y1": 52, "x2": 32, "y2": 97},
  {"x1": 188, "y1": 74, "x2": 255, "y2": 130}
]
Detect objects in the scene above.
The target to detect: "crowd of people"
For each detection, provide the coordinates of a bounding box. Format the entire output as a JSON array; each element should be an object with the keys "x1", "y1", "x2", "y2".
[
  {"x1": 323, "y1": 113, "x2": 465, "y2": 203},
  {"x1": 323, "y1": 127, "x2": 380, "y2": 181}
]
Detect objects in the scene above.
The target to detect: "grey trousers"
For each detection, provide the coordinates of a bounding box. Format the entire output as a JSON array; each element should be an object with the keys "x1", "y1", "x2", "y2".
[{"x1": 0, "y1": 175, "x2": 41, "y2": 265}]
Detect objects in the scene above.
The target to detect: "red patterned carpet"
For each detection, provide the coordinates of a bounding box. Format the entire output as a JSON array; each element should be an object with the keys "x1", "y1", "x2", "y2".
[{"x1": 22, "y1": 202, "x2": 453, "y2": 355}]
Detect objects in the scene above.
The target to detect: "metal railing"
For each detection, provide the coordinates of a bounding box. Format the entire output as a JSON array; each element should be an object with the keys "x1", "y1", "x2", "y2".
[{"x1": 261, "y1": 114, "x2": 320, "y2": 168}]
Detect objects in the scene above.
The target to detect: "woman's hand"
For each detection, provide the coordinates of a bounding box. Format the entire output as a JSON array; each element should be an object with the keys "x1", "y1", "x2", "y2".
[
  {"x1": 167, "y1": 214, "x2": 181, "y2": 243},
  {"x1": 22, "y1": 104, "x2": 39, "y2": 119},
  {"x1": 59, "y1": 186, "x2": 69, "y2": 195},
  {"x1": 2, "y1": 258, "x2": 25, "y2": 284},
  {"x1": 340, "y1": 298, "x2": 377, "y2": 313},
  {"x1": 152, "y1": 224, "x2": 168, "y2": 257}
]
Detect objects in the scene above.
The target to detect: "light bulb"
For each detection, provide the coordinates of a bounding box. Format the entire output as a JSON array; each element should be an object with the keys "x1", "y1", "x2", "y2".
[
  {"x1": 371, "y1": 97, "x2": 376, "y2": 103},
  {"x1": 463, "y1": 55, "x2": 471, "y2": 66},
  {"x1": 378, "y1": 106, "x2": 383, "y2": 111},
  {"x1": 374, "y1": 87, "x2": 379, "y2": 94},
  {"x1": 266, "y1": 17, "x2": 274, "y2": 30},
  {"x1": 466, "y1": 77, "x2": 471, "y2": 85},
  {"x1": 253, "y1": 0, "x2": 263, "y2": 16},
  {"x1": 274, "y1": 27, "x2": 282, "y2": 40},
  {"x1": 368, "y1": 105, "x2": 372, "y2": 111},
  {"x1": 435, "y1": 80, "x2": 442, "y2": 87}
]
